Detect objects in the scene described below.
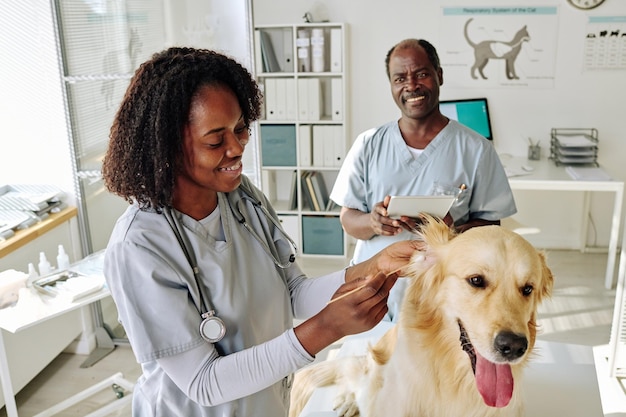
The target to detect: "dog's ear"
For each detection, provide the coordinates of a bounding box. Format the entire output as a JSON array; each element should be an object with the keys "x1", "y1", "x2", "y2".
[
  {"x1": 404, "y1": 215, "x2": 454, "y2": 280},
  {"x1": 402, "y1": 216, "x2": 456, "y2": 315},
  {"x1": 537, "y1": 251, "x2": 554, "y2": 300},
  {"x1": 415, "y1": 214, "x2": 457, "y2": 248}
]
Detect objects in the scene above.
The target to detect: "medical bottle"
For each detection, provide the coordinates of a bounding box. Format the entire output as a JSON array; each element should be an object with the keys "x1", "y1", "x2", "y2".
[
  {"x1": 27, "y1": 262, "x2": 39, "y2": 285},
  {"x1": 57, "y1": 244, "x2": 70, "y2": 271},
  {"x1": 38, "y1": 251, "x2": 52, "y2": 276}
]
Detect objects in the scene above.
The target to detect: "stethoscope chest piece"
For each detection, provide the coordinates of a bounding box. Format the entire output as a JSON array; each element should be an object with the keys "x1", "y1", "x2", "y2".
[{"x1": 199, "y1": 311, "x2": 226, "y2": 343}]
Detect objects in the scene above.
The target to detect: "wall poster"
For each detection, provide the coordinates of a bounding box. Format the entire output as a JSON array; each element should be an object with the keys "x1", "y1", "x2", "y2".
[
  {"x1": 439, "y1": 6, "x2": 558, "y2": 89},
  {"x1": 584, "y1": 16, "x2": 626, "y2": 71}
]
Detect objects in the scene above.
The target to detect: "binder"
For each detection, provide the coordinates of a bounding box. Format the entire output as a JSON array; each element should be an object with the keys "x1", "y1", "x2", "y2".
[
  {"x1": 304, "y1": 171, "x2": 322, "y2": 211},
  {"x1": 297, "y1": 78, "x2": 309, "y2": 120},
  {"x1": 330, "y1": 28, "x2": 342, "y2": 72},
  {"x1": 264, "y1": 78, "x2": 278, "y2": 120},
  {"x1": 312, "y1": 125, "x2": 326, "y2": 166},
  {"x1": 261, "y1": 169, "x2": 276, "y2": 202},
  {"x1": 299, "y1": 124, "x2": 312, "y2": 166},
  {"x1": 274, "y1": 78, "x2": 286, "y2": 120},
  {"x1": 311, "y1": 28, "x2": 325, "y2": 73},
  {"x1": 300, "y1": 171, "x2": 315, "y2": 210},
  {"x1": 330, "y1": 78, "x2": 343, "y2": 121},
  {"x1": 282, "y1": 28, "x2": 294, "y2": 72},
  {"x1": 254, "y1": 30, "x2": 264, "y2": 74},
  {"x1": 322, "y1": 126, "x2": 336, "y2": 167},
  {"x1": 259, "y1": 30, "x2": 281, "y2": 72},
  {"x1": 288, "y1": 170, "x2": 298, "y2": 210},
  {"x1": 331, "y1": 125, "x2": 346, "y2": 167},
  {"x1": 309, "y1": 171, "x2": 329, "y2": 211},
  {"x1": 307, "y1": 78, "x2": 322, "y2": 120},
  {"x1": 296, "y1": 29, "x2": 311, "y2": 72},
  {"x1": 285, "y1": 78, "x2": 296, "y2": 120}
]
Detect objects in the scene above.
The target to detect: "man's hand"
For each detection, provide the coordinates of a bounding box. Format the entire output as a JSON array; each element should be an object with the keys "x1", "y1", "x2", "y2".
[{"x1": 370, "y1": 196, "x2": 402, "y2": 236}]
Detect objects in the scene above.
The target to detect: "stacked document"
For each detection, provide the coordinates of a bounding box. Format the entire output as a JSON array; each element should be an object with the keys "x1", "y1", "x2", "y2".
[{"x1": 551, "y1": 133, "x2": 598, "y2": 165}]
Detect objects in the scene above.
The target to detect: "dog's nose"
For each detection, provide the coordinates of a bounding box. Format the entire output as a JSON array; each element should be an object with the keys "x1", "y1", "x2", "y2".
[{"x1": 494, "y1": 331, "x2": 528, "y2": 360}]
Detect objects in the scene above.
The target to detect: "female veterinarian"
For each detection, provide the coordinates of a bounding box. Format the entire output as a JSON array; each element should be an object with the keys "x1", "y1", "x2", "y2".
[{"x1": 101, "y1": 47, "x2": 419, "y2": 417}]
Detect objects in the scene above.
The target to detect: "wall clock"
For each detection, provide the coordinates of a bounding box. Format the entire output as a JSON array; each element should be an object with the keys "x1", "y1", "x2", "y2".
[{"x1": 567, "y1": 0, "x2": 605, "y2": 10}]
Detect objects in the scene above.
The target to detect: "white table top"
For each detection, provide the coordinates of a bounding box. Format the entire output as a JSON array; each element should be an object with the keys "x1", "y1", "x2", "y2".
[
  {"x1": 299, "y1": 322, "x2": 603, "y2": 417},
  {"x1": 0, "y1": 286, "x2": 110, "y2": 334},
  {"x1": 500, "y1": 154, "x2": 623, "y2": 191}
]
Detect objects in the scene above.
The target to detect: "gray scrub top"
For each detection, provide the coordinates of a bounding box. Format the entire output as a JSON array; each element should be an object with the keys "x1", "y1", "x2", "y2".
[
  {"x1": 330, "y1": 119, "x2": 517, "y2": 264},
  {"x1": 104, "y1": 176, "x2": 340, "y2": 416}
]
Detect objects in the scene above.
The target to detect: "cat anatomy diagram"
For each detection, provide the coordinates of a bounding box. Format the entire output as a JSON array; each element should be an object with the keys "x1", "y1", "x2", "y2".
[
  {"x1": 464, "y1": 18, "x2": 530, "y2": 80},
  {"x1": 440, "y1": 7, "x2": 558, "y2": 89}
]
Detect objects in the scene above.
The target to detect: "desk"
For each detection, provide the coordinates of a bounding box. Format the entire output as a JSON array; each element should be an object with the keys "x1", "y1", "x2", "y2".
[
  {"x1": 0, "y1": 206, "x2": 78, "y2": 258},
  {"x1": 299, "y1": 322, "x2": 603, "y2": 417},
  {"x1": 0, "y1": 287, "x2": 110, "y2": 417},
  {"x1": 503, "y1": 156, "x2": 624, "y2": 289}
]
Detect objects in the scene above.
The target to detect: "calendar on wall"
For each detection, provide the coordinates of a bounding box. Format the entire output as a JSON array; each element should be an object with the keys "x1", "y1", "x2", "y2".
[{"x1": 583, "y1": 16, "x2": 626, "y2": 71}]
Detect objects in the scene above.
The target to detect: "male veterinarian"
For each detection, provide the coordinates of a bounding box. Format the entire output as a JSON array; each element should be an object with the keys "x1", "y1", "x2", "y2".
[{"x1": 330, "y1": 38, "x2": 516, "y2": 321}]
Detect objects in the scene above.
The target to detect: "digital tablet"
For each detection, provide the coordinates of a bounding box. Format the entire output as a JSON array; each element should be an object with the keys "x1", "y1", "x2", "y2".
[{"x1": 387, "y1": 195, "x2": 455, "y2": 219}]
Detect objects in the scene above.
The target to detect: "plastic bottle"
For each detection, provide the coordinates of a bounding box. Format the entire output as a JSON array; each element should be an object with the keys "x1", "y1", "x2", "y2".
[
  {"x1": 38, "y1": 252, "x2": 52, "y2": 276},
  {"x1": 27, "y1": 262, "x2": 39, "y2": 285},
  {"x1": 57, "y1": 244, "x2": 70, "y2": 271}
]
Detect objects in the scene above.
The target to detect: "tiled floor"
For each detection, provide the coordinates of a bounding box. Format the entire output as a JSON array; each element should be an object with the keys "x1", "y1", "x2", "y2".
[{"x1": 1, "y1": 250, "x2": 624, "y2": 416}]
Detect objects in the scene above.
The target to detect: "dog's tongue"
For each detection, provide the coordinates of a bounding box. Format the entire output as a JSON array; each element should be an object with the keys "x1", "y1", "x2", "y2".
[{"x1": 475, "y1": 351, "x2": 513, "y2": 407}]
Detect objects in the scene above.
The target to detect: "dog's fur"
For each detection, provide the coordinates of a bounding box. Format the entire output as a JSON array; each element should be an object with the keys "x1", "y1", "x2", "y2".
[{"x1": 289, "y1": 218, "x2": 553, "y2": 417}]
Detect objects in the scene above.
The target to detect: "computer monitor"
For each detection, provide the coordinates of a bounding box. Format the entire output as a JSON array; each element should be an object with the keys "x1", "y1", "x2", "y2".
[{"x1": 439, "y1": 97, "x2": 493, "y2": 141}]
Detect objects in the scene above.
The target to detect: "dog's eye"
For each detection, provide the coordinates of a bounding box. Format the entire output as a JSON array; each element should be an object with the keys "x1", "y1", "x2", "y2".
[
  {"x1": 521, "y1": 285, "x2": 534, "y2": 296},
  {"x1": 467, "y1": 275, "x2": 485, "y2": 288}
]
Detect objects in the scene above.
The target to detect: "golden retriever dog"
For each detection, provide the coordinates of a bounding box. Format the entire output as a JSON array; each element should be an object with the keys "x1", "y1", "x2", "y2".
[{"x1": 290, "y1": 217, "x2": 553, "y2": 417}]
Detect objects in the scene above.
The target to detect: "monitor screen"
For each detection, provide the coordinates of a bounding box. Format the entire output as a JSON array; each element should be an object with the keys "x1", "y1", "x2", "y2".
[{"x1": 440, "y1": 97, "x2": 493, "y2": 141}]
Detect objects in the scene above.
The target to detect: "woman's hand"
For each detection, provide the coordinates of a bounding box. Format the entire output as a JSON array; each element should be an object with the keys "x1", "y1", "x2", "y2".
[
  {"x1": 345, "y1": 239, "x2": 423, "y2": 283},
  {"x1": 294, "y1": 271, "x2": 399, "y2": 356}
]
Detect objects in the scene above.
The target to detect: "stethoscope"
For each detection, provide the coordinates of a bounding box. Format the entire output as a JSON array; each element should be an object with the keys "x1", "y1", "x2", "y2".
[
  {"x1": 162, "y1": 190, "x2": 297, "y2": 344},
  {"x1": 228, "y1": 191, "x2": 297, "y2": 269}
]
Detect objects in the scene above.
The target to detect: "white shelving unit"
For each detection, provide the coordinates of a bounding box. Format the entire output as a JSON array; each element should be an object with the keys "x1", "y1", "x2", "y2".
[{"x1": 254, "y1": 22, "x2": 348, "y2": 258}]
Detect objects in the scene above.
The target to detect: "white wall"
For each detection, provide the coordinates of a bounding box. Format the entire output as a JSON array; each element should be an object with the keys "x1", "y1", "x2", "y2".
[
  {"x1": 1, "y1": 0, "x2": 624, "y2": 254},
  {"x1": 253, "y1": 0, "x2": 626, "y2": 249}
]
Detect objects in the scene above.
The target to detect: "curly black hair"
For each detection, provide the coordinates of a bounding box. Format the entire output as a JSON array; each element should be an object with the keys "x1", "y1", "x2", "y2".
[
  {"x1": 384, "y1": 39, "x2": 441, "y2": 79},
  {"x1": 102, "y1": 47, "x2": 262, "y2": 210}
]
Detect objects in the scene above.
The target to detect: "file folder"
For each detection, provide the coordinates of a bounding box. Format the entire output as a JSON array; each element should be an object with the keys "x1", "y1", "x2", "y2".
[
  {"x1": 282, "y1": 28, "x2": 294, "y2": 72},
  {"x1": 330, "y1": 78, "x2": 343, "y2": 121},
  {"x1": 259, "y1": 30, "x2": 281, "y2": 72},
  {"x1": 331, "y1": 125, "x2": 345, "y2": 167},
  {"x1": 311, "y1": 28, "x2": 325, "y2": 72},
  {"x1": 299, "y1": 125, "x2": 312, "y2": 166},
  {"x1": 312, "y1": 125, "x2": 326, "y2": 166},
  {"x1": 285, "y1": 78, "x2": 296, "y2": 120},
  {"x1": 275, "y1": 78, "x2": 286, "y2": 120},
  {"x1": 307, "y1": 78, "x2": 322, "y2": 120},
  {"x1": 296, "y1": 29, "x2": 311, "y2": 72},
  {"x1": 330, "y1": 28, "x2": 342, "y2": 72},
  {"x1": 297, "y1": 78, "x2": 309, "y2": 120},
  {"x1": 264, "y1": 78, "x2": 278, "y2": 120}
]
